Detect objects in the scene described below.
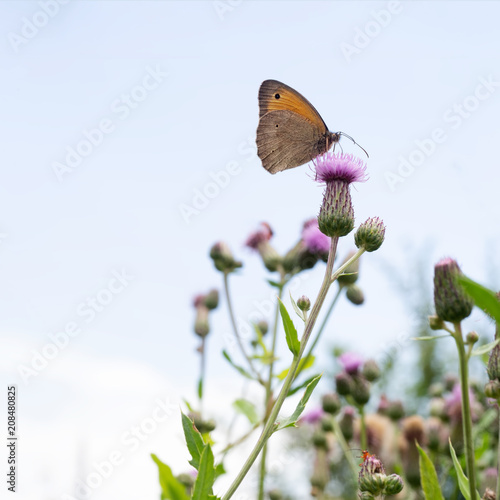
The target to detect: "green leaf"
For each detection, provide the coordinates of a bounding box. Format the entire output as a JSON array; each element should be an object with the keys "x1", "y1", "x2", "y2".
[
  {"x1": 416, "y1": 443, "x2": 445, "y2": 500},
  {"x1": 412, "y1": 335, "x2": 449, "y2": 341},
  {"x1": 459, "y1": 276, "x2": 500, "y2": 323},
  {"x1": 183, "y1": 399, "x2": 195, "y2": 413},
  {"x1": 222, "y1": 350, "x2": 254, "y2": 380},
  {"x1": 288, "y1": 374, "x2": 320, "y2": 397},
  {"x1": 267, "y1": 279, "x2": 282, "y2": 289},
  {"x1": 232, "y1": 398, "x2": 259, "y2": 425},
  {"x1": 192, "y1": 444, "x2": 215, "y2": 500},
  {"x1": 289, "y1": 292, "x2": 305, "y2": 322},
  {"x1": 277, "y1": 355, "x2": 315, "y2": 380},
  {"x1": 276, "y1": 373, "x2": 322, "y2": 430},
  {"x1": 151, "y1": 454, "x2": 190, "y2": 500},
  {"x1": 197, "y1": 378, "x2": 203, "y2": 399},
  {"x1": 214, "y1": 462, "x2": 226, "y2": 480},
  {"x1": 181, "y1": 412, "x2": 205, "y2": 470},
  {"x1": 471, "y1": 338, "x2": 500, "y2": 357},
  {"x1": 278, "y1": 297, "x2": 300, "y2": 356},
  {"x1": 449, "y1": 439, "x2": 480, "y2": 500}
]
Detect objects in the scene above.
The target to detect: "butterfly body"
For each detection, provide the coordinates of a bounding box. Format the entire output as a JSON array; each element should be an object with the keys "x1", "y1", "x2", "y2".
[{"x1": 256, "y1": 79, "x2": 340, "y2": 174}]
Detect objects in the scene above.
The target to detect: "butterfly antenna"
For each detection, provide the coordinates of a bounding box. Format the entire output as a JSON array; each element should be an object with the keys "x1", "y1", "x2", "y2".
[{"x1": 339, "y1": 132, "x2": 369, "y2": 158}]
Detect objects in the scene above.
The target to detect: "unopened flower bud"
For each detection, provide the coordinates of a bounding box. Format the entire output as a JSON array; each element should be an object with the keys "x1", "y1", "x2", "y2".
[
  {"x1": 256, "y1": 320, "x2": 269, "y2": 336},
  {"x1": 488, "y1": 343, "x2": 500, "y2": 381},
  {"x1": 193, "y1": 417, "x2": 216, "y2": 434},
  {"x1": 268, "y1": 490, "x2": 284, "y2": 500},
  {"x1": 297, "y1": 295, "x2": 311, "y2": 312},
  {"x1": 204, "y1": 289, "x2": 219, "y2": 310},
  {"x1": 485, "y1": 380, "x2": 500, "y2": 400},
  {"x1": 320, "y1": 414, "x2": 334, "y2": 432},
  {"x1": 359, "y1": 473, "x2": 386, "y2": 495},
  {"x1": 312, "y1": 430, "x2": 328, "y2": 449},
  {"x1": 346, "y1": 284, "x2": 365, "y2": 305},
  {"x1": 339, "y1": 407, "x2": 355, "y2": 441},
  {"x1": 387, "y1": 400, "x2": 405, "y2": 421},
  {"x1": 383, "y1": 474, "x2": 404, "y2": 495},
  {"x1": 429, "y1": 315, "x2": 445, "y2": 331},
  {"x1": 354, "y1": 217, "x2": 385, "y2": 252},
  {"x1": 362, "y1": 359, "x2": 380, "y2": 382},
  {"x1": 194, "y1": 306, "x2": 210, "y2": 338},
  {"x1": 352, "y1": 376, "x2": 371, "y2": 406},
  {"x1": 433, "y1": 258, "x2": 473, "y2": 323},
  {"x1": 176, "y1": 473, "x2": 195, "y2": 488},
  {"x1": 283, "y1": 241, "x2": 318, "y2": 273},
  {"x1": 210, "y1": 242, "x2": 242, "y2": 273},
  {"x1": 337, "y1": 250, "x2": 360, "y2": 286},
  {"x1": 466, "y1": 331, "x2": 479, "y2": 345},
  {"x1": 429, "y1": 397, "x2": 447, "y2": 420},
  {"x1": 336, "y1": 372, "x2": 354, "y2": 396},
  {"x1": 322, "y1": 393, "x2": 341, "y2": 415}
]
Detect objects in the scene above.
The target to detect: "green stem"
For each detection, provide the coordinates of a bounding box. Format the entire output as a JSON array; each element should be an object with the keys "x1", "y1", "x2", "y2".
[
  {"x1": 199, "y1": 336, "x2": 206, "y2": 418},
  {"x1": 496, "y1": 404, "x2": 500, "y2": 500},
  {"x1": 223, "y1": 272, "x2": 265, "y2": 385},
  {"x1": 331, "y1": 417, "x2": 358, "y2": 483},
  {"x1": 359, "y1": 405, "x2": 367, "y2": 451},
  {"x1": 221, "y1": 236, "x2": 340, "y2": 500},
  {"x1": 258, "y1": 276, "x2": 286, "y2": 500},
  {"x1": 452, "y1": 322, "x2": 477, "y2": 500}
]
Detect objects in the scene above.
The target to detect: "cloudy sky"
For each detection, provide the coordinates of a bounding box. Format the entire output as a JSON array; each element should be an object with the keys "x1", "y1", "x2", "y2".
[{"x1": 0, "y1": 1, "x2": 499, "y2": 499}]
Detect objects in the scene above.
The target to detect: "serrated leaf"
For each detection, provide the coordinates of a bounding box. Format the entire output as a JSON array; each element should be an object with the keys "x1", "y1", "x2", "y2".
[
  {"x1": 277, "y1": 297, "x2": 300, "y2": 356},
  {"x1": 287, "y1": 374, "x2": 320, "y2": 397},
  {"x1": 181, "y1": 412, "x2": 205, "y2": 470},
  {"x1": 151, "y1": 454, "x2": 190, "y2": 500},
  {"x1": 192, "y1": 444, "x2": 215, "y2": 500},
  {"x1": 289, "y1": 292, "x2": 305, "y2": 322},
  {"x1": 471, "y1": 338, "x2": 500, "y2": 357},
  {"x1": 459, "y1": 276, "x2": 500, "y2": 324},
  {"x1": 277, "y1": 355, "x2": 315, "y2": 381},
  {"x1": 232, "y1": 398, "x2": 259, "y2": 425},
  {"x1": 276, "y1": 373, "x2": 322, "y2": 430},
  {"x1": 417, "y1": 443, "x2": 445, "y2": 500},
  {"x1": 412, "y1": 335, "x2": 449, "y2": 341},
  {"x1": 222, "y1": 350, "x2": 254, "y2": 380},
  {"x1": 449, "y1": 439, "x2": 480, "y2": 500}
]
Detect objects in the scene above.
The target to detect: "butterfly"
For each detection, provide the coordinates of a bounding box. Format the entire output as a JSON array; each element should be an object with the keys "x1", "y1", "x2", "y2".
[{"x1": 256, "y1": 80, "x2": 366, "y2": 174}]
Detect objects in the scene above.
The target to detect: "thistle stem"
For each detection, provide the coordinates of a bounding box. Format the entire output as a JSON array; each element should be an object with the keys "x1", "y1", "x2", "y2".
[
  {"x1": 331, "y1": 417, "x2": 359, "y2": 483},
  {"x1": 496, "y1": 404, "x2": 500, "y2": 500},
  {"x1": 359, "y1": 405, "x2": 367, "y2": 451},
  {"x1": 199, "y1": 336, "x2": 206, "y2": 418},
  {"x1": 452, "y1": 322, "x2": 477, "y2": 500},
  {"x1": 221, "y1": 236, "x2": 339, "y2": 500}
]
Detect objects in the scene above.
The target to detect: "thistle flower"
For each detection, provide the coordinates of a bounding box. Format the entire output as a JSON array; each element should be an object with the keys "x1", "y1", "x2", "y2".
[
  {"x1": 302, "y1": 218, "x2": 330, "y2": 260},
  {"x1": 487, "y1": 342, "x2": 500, "y2": 382},
  {"x1": 245, "y1": 222, "x2": 282, "y2": 272},
  {"x1": 314, "y1": 152, "x2": 367, "y2": 238},
  {"x1": 354, "y1": 217, "x2": 386, "y2": 252},
  {"x1": 445, "y1": 384, "x2": 479, "y2": 423},
  {"x1": 433, "y1": 258, "x2": 473, "y2": 323},
  {"x1": 339, "y1": 352, "x2": 364, "y2": 374},
  {"x1": 300, "y1": 406, "x2": 324, "y2": 424}
]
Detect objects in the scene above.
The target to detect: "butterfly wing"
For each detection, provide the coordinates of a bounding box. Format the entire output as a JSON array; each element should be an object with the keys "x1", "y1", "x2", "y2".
[{"x1": 257, "y1": 109, "x2": 329, "y2": 174}]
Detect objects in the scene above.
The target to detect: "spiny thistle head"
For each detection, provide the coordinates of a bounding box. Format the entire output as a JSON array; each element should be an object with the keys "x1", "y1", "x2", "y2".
[
  {"x1": 321, "y1": 392, "x2": 341, "y2": 415},
  {"x1": 354, "y1": 217, "x2": 386, "y2": 252},
  {"x1": 314, "y1": 152, "x2": 367, "y2": 238},
  {"x1": 433, "y1": 258, "x2": 473, "y2": 323},
  {"x1": 383, "y1": 474, "x2": 404, "y2": 495}
]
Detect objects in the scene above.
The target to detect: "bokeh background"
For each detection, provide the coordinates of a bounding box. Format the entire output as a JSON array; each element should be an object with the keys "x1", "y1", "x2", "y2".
[{"x1": 1, "y1": 1, "x2": 499, "y2": 498}]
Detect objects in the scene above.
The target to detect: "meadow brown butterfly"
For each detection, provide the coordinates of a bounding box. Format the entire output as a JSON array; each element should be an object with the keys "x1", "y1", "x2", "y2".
[{"x1": 256, "y1": 80, "x2": 365, "y2": 174}]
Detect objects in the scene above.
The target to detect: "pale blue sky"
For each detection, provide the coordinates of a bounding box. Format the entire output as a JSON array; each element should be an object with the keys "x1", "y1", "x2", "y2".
[{"x1": 0, "y1": 1, "x2": 499, "y2": 499}]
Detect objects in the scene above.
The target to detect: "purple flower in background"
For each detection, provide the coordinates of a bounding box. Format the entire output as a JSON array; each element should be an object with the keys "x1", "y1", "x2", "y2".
[
  {"x1": 302, "y1": 218, "x2": 330, "y2": 255},
  {"x1": 245, "y1": 222, "x2": 273, "y2": 250},
  {"x1": 300, "y1": 406, "x2": 324, "y2": 424},
  {"x1": 339, "y1": 352, "x2": 364, "y2": 374},
  {"x1": 314, "y1": 152, "x2": 368, "y2": 185},
  {"x1": 445, "y1": 383, "x2": 477, "y2": 423}
]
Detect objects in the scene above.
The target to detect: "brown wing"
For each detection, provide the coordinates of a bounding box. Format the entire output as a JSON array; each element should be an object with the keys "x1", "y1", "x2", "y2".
[
  {"x1": 256, "y1": 110, "x2": 330, "y2": 174},
  {"x1": 258, "y1": 80, "x2": 329, "y2": 133}
]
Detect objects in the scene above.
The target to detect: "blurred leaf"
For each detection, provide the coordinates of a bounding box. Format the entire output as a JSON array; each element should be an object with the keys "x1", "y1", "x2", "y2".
[
  {"x1": 214, "y1": 462, "x2": 226, "y2": 480},
  {"x1": 276, "y1": 373, "x2": 322, "y2": 430},
  {"x1": 232, "y1": 399, "x2": 259, "y2": 425},
  {"x1": 183, "y1": 399, "x2": 195, "y2": 413},
  {"x1": 222, "y1": 350, "x2": 254, "y2": 380},
  {"x1": 192, "y1": 444, "x2": 216, "y2": 500},
  {"x1": 267, "y1": 280, "x2": 282, "y2": 289},
  {"x1": 278, "y1": 297, "x2": 300, "y2": 356},
  {"x1": 151, "y1": 454, "x2": 190, "y2": 500},
  {"x1": 252, "y1": 324, "x2": 271, "y2": 358},
  {"x1": 288, "y1": 374, "x2": 320, "y2": 397},
  {"x1": 449, "y1": 439, "x2": 480, "y2": 500},
  {"x1": 459, "y1": 276, "x2": 500, "y2": 323},
  {"x1": 197, "y1": 378, "x2": 203, "y2": 400},
  {"x1": 471, "y1": 338, "x2": 500, "y2": 357},
  {"x1": 412, "y1": 335, "x2": 449, "y2": 341},
  {"x1": 289, "y1": 292, "x2": 305, "y2": 322},
  {"x1": 277, "y1": 355, "x2": 315, "y2": 381},
  {"x1": 417, "y1": 443, "x2": 444, "y2": 500},
  {"x1": 181, "y1": 412, "x2": 205, "y2": 470}
]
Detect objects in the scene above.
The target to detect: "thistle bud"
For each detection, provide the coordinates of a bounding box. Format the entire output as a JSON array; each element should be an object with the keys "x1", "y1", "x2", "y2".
[
  {"x1": 194, "y1": 418, "x2": 216, "y2": 434},
  {"x1": 204, "y1": 289, "x2": 219, "y2": 310},
  {"x1": 429, "y1": 315, "x2": 445, "y2": 331},
  {"x1": 256, "y1": 320, "x2": 269, "y2": 336},
  {"x1": 346, "y1": 284, "x2": 365, "y2": 305},
  {"x1": 209, "y1": 242, "x2": 242, "y2": 273},
  {"x1": 320, "y1": 414, "x2": 334, "y2": 432},
  {"x1": 312, "y1": 430, "x2": 328, "y2": 449},
  {"x1": 176, "y1": 472, "x2": 195, "y2": 489},
  {"x1": 194, "y1": 306, "x2": 210, "y2": 338},
  {"x1": 336, "y1": 372, "x2": 354, "y2": 396},
  {"x1": 337, "y1": 250, "x2": 360, "y2": 286},
  {"x1": 339, "y1": 407, "x2": 354, "y2": 441},
  {"x1": 354, "y1": 217, "x2": 386, "y2": 252},
  {"x1": 383, "y1": 474, "x2": 404, "y2": 495},
  {"x1": 297, "y1": 295, "x2": 311, "y2": 312},
  {"x1": 466, "y1": 331, "x2": 479, "y2": 345},
  {"x1": 487, "y1": 343, "x2": 500, "y2": 381},
  {"x1": 362, "y1": 359, "x2": 380, "y2": 382},
  {"x1": 433, "y1": 258, "x2": 473, "y2": 323},
  {"x1": 246, "y1": 223, "x2": 282, "y2": 272},
  {"x1": 358, "y1": 473, "x2": 386, "y2": 495},
  {"x1": 352, "y1": 376, "x2": 371, "y2": 406},
  {"x1": 268, "y1": 490, "x2": 284, "y2": 500},
  {"x1": 485, "y1": 380, "x2": 500, "y2": 400},
  {"x1": 444, "y1": 373, "x2": 458, "y2": 392},
  {"x1": 322, "y1": 393, "x2": 341, "y2": 415},
  {"x1": 283, "y1": 241, "x2": 318, "y2": 273},
  {"x1": 386, "y1": 399, "x2": 405, "y2": 421}
]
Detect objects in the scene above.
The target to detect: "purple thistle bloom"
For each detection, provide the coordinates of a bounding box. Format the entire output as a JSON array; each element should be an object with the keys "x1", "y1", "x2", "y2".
[
  {"x1": 445, "y1": 383, "x2": 477, "y2": 423},
  {"x1": 300, "y1": 406, "x2": 324, "y2": 424},
  {"x1": 245, "y1": 222, "x2": 273, "y2": 250},
  {"x1": 302, "y1": 218, "x2": 330, "y2": 254},
  {"x1": 314, "y1": 152, "x2": 368, "y2": 185},
  {"x1": 339, "y1": 352, "x2": 364, "y2": 374}
]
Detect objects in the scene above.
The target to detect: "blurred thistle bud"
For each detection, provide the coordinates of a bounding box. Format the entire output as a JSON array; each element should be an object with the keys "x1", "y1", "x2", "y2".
[
  {"x1": 337, "y1": 250, "x2": 360, "y2": 286},
  {"x1": 429, "y1": 397, "x2": 447, "y2": 420},
  {"x1": 204, "y1": 289, "x2": 219, "y2": 310},
  {"x1": 209, "y1": 241, "x2": 242, "y2": 273},
  {"x1": 358, "y1": 473, "x2": 386, "y2": 495},
  {"x1": 429, "y1": 383, "x2": 445, "y2": 397},
  {"x1": 362, "y1": 359, "x2": 380, "y2": 382},
  {"x1": 283, "y1": 240, "x2": 317, "y2": 273},
  {"x1": 256, "y1": 320, "x2": 269, "y2": 336},
  {"x1": 314, "y1": 153, "x2": 368, "y2": 237},
  {"x1": 176, "y1": 472, "x2": 195, "y2": 489},
  {"x1": 297, "y1": 295, "x2": 311, "y2": 312},
  {"x1": 402, "y1": 415, "x2": 425, "y2": 445},
  {"x1": 352, "y1": 376, "x2": 371, "y2": 406},
  {"x1": 312, "y1": 430, "x2": 328, "y2": 449},
  {"x1": 336, "y1": 372, "x2": 354, "y2": 396},
  {"x1": 386, "y1": 399, "x2": 405, "y2": 421},
  {"x1": 339, "y1": 407, "x2": 355, "y2": 441},
  {"x1": 194, "y1": 417, "x2": 216, "y2": 434},
  {"x1": 194, "y1": 305, "x2": 210, "y2": 338},
  {"x1": 245, "y1": 223, "x2": 282, "y2": 272},
  {"x1": 487, "y1": 343, "x2": 500, "y2": 381},
  {"x1": 320, "y1": 414, "x2": 334, "y2": 432},
  {"x1": 444, "y1": 373, "x2": 459, "y2": 392},
  {"x1": 322, "y1": 393, "x2": 341, "y2": 415},
  {"x1": 346, "y1": 284, "x2": 365, "y2": 305},
  {"x1": 354, "y1": 217, "x2": 386, "y2": 252},
  {"x1": 426, "y1": 417, "x2": 445, "y2": 452},
  {"x1": 383, "y1": 474, "x2": 404, "y2": 495},
  {"x1": 484, "y1": 380, "x2": 500, "y2": 400},
  {"x1": 466, "y1": 331, "x2": 479, "y2": 345},
  {"x1": 268, "y1": 490, "x2": 284, "y2": 500},
  {"x1": 433, "y1": 258, "x2": 473, "y2": 323},
  {"x1": 483, "y1": 488, "x2": 496, "y2": 500},
  {"x1": 429, "y1": 314, "x2": 445, "y2": 331}
]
